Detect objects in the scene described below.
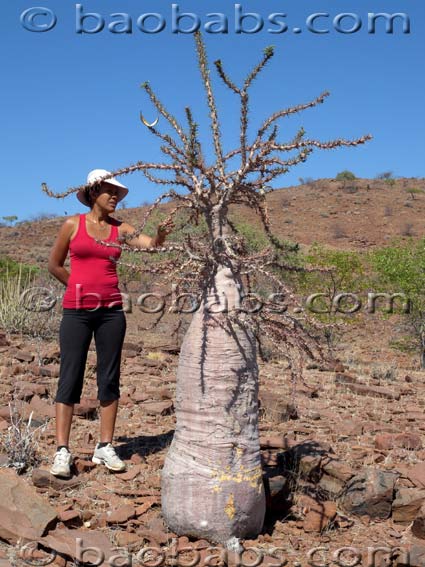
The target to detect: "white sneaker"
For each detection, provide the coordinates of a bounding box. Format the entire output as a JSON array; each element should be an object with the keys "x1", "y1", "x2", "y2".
[
  {"x1": 92, "y1": 443, "x2": 126, "y2": 472},
  {"x1": 50, "y1": 447, "x2": 73, "y2": 478}
]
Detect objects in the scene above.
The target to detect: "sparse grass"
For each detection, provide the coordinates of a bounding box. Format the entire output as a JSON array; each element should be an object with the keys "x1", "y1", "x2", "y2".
[
  {"x1": 389, "y1": 336, "x2": 417, "y2": 354},
  {"x1": 146, "y1": 351, "x2": 166, "y2": 361},
  {"x1": 0, "y1": 263, "x2": 61, "y2": 339},
  {"x1": 370, "y1": 364, "x2": 397, "y2": 381},
  {"x1": 0, "y1": 400, "x2": 47, "y2": 473}
]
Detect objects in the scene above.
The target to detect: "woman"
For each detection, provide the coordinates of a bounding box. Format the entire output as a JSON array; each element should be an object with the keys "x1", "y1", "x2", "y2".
[{"x1": 48, "y1": 169, "x2": 172, "y2": 478}]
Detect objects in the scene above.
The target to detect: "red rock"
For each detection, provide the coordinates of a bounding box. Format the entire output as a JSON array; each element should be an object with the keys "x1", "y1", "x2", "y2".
[
  {"x1": 321, "y1": 458, "x2": 354, "y2": 482},
  {"x1": 135, "y1": 499, "x2": 157, "y2": 516},
  {"x1": 259, "y1": 391, "x2": 298, "y2": 421},
  {"x1": 396, "y1": 433, "x2": 423, "y2": 450},
  {"x1": 141, "y1": 400, "x2": 174, "y2": 416},
  {"x1": 392, "y1": 488, "x2": 425, "y2": 523},
  {"x1": 130, "y1": 453, "x2": 145, "y2": 464},
  {"x1": 412, "y1": 502, "x2": 425, "y2": 539},
  {"x1": 405, "y1": 463, "x2": 425, "y2": 488},
  {"x1": 303, "y1": 504, "x2": 336, "y2": 532},
  {"x1": 119, "y1": 393, "x2": 133, "y2": 406},
  {"x1": 0, "y1": 332, "x2": 9, "y2": 347},
  {"x1": 260, "y1": 435, "x2": 297, "y2": 450},
  {"x1": 11, "y1": 349, "x2": 34, "y2": 363},
  {"x1": 16, "y1": 383, "x2": 48, "y2": 401},
  {"x1": 339, "y1": 468, "x2": 398, "y2": 519},
  {"x1": 40, "y1": 364, "x2": 59, "y2": 378},
  {"x1": 335, "y1": 372, "x2": 358, "y2": 384},
  {"x1": 32, "y1": 469, "x2": 81, "y2": 491},
  {"x1": 396, "y1": 544, "x2": 425, "y2": 567},
  {"x1": 73, "y1": 458, "x2": 96, "y2": 474},
  {"x1": 375, "y1": 433, "x2": 422, "y2": 451},
  {"x1": 106, "y1": 504, "x2": 136, "y2": 524},
  {"x1": 337, "y1": 419, "x2": 364, "y2": 436},
  {"x1": 0, "y1": 407, "x2": 11, "y2": 421},
  {"x1": 0, "y1": 469, "x2": 57, "y2": 544},
  {"x1": 117, "y1": 464, "x2": 143, "y2": 481},
  {"x1": 40, "y1": 528, "x2": 115, "y2": 563},
  {"x1": 73, "y1": 398, "x2": 98, "y2": 417},
  {"x1": 133, "y1": 391, "x2": 150, "y2": 403},
  {"x1": 123, "y1": 341, "x2": 142, "y2": 352},
  {"x1": 29, "y1": 395, "x2": 55, "y2": 419},
  {"x1": 114, "y1": 531, "x2": 144, "y2": 548},
  {"x1": 11, "y1": 363, "x2": 25, "y2": 375},
  {"x1": 336, "y1": 381, "x2": 400, "y2": 400},
  {"x1": 58, "y1": 510, "x2": 80, "y2": 523}
]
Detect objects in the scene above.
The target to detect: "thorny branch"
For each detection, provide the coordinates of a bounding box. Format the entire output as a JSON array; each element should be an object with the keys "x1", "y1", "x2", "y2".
[{"x1": 43, "y1": 32, "x2": 372, "y2": 379}]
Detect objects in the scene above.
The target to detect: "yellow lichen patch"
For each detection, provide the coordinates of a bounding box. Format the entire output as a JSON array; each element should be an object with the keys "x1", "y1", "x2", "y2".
[
  {"x1": 235, "y1": 447, "x2": 244, "y2": 458},
  {"x1": 224, "y1": 494, "x2": 236, "y2": 519},
  {"x1": 210, "y1": 464, "x2": 263, "y2": 492}
]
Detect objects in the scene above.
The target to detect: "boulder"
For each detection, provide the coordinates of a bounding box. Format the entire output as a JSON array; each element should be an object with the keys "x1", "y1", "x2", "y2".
[
  {"x1": 392, "y1": 488, "x2": 425, "y2": 523},
  {"x1": 0, "y1": 469, "x2": 57, "y2": 544},
  {"x1": 339, "y1": 468, "x2": 398, "y2": 519},
  {"x1": 39, "y1": 528, "x2": 115, "y2": 564},
  {"x1": 412, "y1": 502, "x2": 425, "y2": 539}
]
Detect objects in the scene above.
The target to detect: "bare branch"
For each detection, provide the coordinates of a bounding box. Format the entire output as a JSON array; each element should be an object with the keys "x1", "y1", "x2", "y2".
[
  {"x1": 194, "y1": 31, "x2": 225, "y2": 179},
  {"x1": 141, "y1": 82, "x2": 187, "y2": 143}
]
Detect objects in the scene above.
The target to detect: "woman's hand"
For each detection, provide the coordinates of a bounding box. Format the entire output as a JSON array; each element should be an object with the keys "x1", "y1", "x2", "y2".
[
  {"x1": 119, "y1": 218, "x2": 174, "y2": 249},
  {"x1": 152, "y1": 218, "x2": 175, "y2": 247},
  {"x1": 157, "y1": 218, "x2": 174, "y2": 238}
]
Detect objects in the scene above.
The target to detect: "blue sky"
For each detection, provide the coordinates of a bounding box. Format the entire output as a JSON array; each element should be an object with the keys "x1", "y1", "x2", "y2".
[{"x1": 1, "y1": 0, "x2": 424, "y2": 220}]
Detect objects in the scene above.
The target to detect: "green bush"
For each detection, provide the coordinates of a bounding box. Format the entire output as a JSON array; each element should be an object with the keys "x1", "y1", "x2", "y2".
[
  {"x1": 335, "y1": 170, "x2": 356, "y2": 181},
  {"x1": 368, "y1": 238, "x2": 425, "y2": 366},
  {"x1": 0, "y1": 256, "x2": 39, "y2": 282}
]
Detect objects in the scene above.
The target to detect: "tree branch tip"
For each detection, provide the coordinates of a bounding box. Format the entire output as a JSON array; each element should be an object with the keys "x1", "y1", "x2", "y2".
[{"x1": 263, "y1": 46, "x2": 275, "y2": 57}]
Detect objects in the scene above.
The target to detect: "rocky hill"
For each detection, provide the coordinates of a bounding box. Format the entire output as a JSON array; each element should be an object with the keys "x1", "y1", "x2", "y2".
[{"x1": 1, "y1": 177, "x2": 425, "y2": 565}]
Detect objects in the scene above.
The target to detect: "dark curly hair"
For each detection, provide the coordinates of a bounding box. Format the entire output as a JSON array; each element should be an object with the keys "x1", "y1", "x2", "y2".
[{"x1": 84, "y1": 184, "x2": 101, "y2": 208}]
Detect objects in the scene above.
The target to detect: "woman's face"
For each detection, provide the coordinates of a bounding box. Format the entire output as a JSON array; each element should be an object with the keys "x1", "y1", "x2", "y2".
[{"x1": 91, "y1": 182, "x2": 119, "y2": 211}]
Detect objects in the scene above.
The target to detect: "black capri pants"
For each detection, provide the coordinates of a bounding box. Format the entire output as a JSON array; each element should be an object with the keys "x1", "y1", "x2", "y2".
[{"x1": 55, "y1": 306, "x2": 127, "y2": 404}]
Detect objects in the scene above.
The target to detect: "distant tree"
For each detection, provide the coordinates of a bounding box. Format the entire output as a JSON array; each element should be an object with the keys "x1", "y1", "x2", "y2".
[
  {"x1": 2, "y1": 215, "x2": 18, "y2": 226},
  {"x1": 296, "y1": 243, "x2": 366, "y2": 355},
  {"x1": 375, "y1": 171, "x2": 394, "y2": 180},
  {"x1": 405, "y1": 187, "x2": 423, "y2": 200},
  {"x1": 298, "y1": 176, "x2": 315, "y2": 186}
]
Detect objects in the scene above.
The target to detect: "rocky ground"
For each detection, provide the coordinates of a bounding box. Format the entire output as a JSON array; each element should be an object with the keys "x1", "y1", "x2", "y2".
[
  {"x1": 2, "y1": 177, "x2": 425, "y2": 566},
  {"x1": 1, "y1": 308, "x2": 425, "y2": 567}
]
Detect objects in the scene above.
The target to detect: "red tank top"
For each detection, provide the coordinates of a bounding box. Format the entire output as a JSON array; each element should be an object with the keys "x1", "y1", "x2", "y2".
[{"x1": 62, "y1": 214, "x2": 123, "y2": 309}]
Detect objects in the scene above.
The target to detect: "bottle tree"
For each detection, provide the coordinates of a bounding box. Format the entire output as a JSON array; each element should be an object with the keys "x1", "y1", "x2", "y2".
[{"x1": 43, "y1": 32, "x2": 371, "y2": 545}]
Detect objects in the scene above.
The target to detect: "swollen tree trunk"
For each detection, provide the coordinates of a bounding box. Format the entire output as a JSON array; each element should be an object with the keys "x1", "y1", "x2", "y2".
[{"x1": 161, "y1": 266, "x2": 266, "y2": 544}]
